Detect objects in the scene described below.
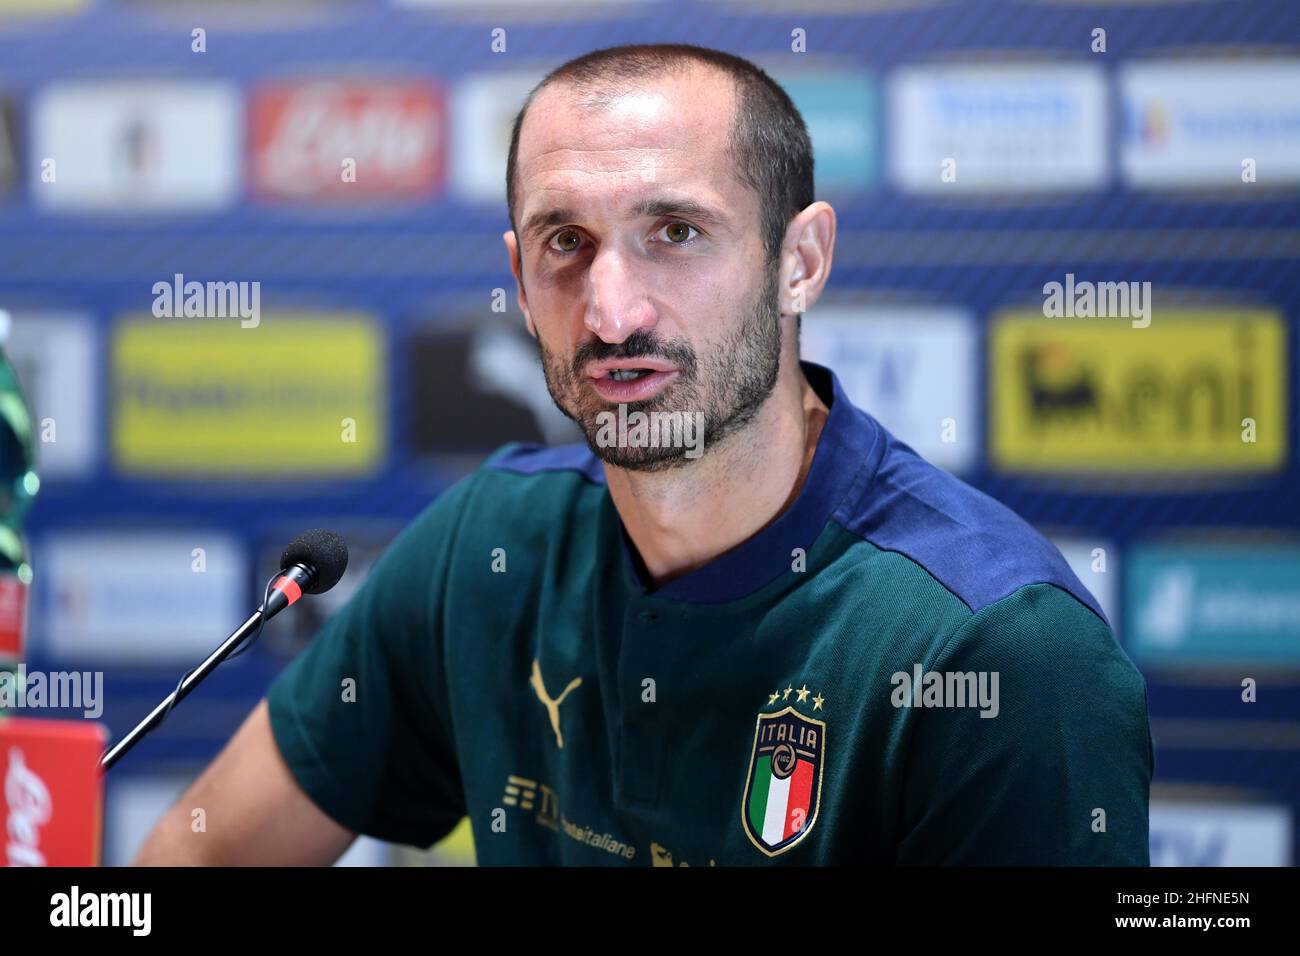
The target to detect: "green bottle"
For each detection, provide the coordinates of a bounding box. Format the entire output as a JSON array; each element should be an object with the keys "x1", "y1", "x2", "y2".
[{"x1": 0, "y1": 309, "x2": 37, "y2": 715}]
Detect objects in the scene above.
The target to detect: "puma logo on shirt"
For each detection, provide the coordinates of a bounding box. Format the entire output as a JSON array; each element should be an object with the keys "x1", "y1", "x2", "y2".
[{"x1": 529, "y1": 659, "x2": 582, "y2": 749}]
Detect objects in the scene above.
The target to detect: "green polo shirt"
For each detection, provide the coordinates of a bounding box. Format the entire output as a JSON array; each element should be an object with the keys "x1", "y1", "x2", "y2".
[{"x1": 266, "y1": 361, "x2": 1154, "y2": 865}]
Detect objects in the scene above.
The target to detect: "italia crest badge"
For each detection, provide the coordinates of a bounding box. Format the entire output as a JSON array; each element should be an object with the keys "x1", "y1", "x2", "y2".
[{"x1": 741, "y1": 697, "x2": 825, "y2": 857}]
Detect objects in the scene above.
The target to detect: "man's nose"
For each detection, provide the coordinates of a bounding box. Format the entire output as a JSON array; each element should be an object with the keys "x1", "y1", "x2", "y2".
[{"x1": 583, "y1": 246, "x2": 658, "y2": 344}]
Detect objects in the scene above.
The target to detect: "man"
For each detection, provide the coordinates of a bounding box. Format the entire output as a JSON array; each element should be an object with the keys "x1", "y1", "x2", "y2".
[{"x1": 135, "y1": 44, "x2": 1153, "y2": 866}]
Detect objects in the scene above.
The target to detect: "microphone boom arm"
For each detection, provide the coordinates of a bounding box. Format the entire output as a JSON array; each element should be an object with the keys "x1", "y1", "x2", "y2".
[
  {"x1": 96, "y1": 531, "x2": 346, "y2": 773},
  {"x1": 99, "y1": 607, "x2": 266, "y2": 772}
]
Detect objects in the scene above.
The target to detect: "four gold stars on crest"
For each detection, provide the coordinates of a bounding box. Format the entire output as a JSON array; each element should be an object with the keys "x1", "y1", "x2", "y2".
[{"x1": 767, "y1": 684, "x2": 825, "y2": 711}]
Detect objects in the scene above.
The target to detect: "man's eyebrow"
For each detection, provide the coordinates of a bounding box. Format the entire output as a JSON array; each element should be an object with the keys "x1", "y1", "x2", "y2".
[
  {"x1": 629, "y1": 196, "x2": 729, "y2": 227},
  {"x1": 519, "y1": 208, "x2": 576, "y2": 244},
  {"x1": 518, "y1": 196, "x2": 729, "y2": 245}
]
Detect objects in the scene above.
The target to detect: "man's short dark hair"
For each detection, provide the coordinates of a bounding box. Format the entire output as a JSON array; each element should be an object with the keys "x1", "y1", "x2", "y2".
[{"x1": 505, "y1": 43, "x2": 815, "y2": 270}]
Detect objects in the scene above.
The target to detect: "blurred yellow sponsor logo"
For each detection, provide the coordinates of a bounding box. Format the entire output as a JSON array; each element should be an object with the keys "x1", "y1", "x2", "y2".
[
  {"x1": 112, "y1": 314, "x2": 385, "y2": 476},
  {"x1": 990, "y1": 309, "x2": 1286, "y2": 472}
]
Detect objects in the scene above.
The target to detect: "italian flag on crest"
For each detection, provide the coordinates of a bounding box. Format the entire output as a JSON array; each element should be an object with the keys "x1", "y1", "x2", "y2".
[{"x1": 742, "y1": 705, "x2": 825, "y2": 856}]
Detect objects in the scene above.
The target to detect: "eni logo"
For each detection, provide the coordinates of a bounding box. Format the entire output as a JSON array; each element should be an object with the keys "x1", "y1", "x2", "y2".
[{"x1": 529, "y1": 659, "x2": 582, "y2": 749}]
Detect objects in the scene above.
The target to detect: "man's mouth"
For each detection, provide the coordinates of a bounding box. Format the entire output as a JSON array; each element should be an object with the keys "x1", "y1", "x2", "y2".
[
  {"x1": 587, "y1": 358, "x2": 678, "y2": 380},
  {"x1": 586, "y1": 360, "x2": 679, "y2": 402}
]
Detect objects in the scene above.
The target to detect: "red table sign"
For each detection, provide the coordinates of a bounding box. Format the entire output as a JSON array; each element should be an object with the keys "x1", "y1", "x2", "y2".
[{"x1": 1, "y1": 717, "x2": 106, "y2": 866}]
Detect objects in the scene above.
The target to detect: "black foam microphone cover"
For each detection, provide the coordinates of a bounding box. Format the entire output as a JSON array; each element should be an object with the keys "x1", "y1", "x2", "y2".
[{"x1": 281, "y1": 529, "x2": 349, "y2": 594}]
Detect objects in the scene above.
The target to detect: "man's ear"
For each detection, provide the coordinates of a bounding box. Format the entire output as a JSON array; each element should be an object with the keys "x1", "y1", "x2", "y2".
[
  {"x1": 779, "y1": 201, "x2": 836, "y2": 317},
  {"x1": 502, "y1": 229, "x2": 537, "y2": 339}
]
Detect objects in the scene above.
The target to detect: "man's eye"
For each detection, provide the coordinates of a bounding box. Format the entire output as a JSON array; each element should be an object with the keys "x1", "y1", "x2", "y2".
[
  {"x1": 657, "y1": 221, "x2": 698, "y2": 244},
  {"x1": 548, "y1": 229, "x2": 583, "y2": 253},
  {"x1": 546, "y1": 222, "x2": 698, "y2": 254}
]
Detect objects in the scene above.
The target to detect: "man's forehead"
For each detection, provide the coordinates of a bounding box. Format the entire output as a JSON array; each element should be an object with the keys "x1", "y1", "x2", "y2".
[
  {"x1": 521, "y1": 71, "x2": 734, "y2": 158},
  {"x1": 515, "y1": 73, "x2": 742, "y2": 220}
]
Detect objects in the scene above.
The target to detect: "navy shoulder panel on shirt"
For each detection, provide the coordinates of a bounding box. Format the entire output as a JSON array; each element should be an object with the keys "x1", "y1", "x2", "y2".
[
  {"x1": 833, "y1": 412, "x2": 1107, "y2": 625},
  {"x1": 485, "y1": 441, "x2": 607, "y2": 485}
]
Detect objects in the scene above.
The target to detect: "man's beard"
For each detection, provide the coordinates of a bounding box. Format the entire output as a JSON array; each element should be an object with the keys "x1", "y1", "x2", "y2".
[{"x1": 536, "y1": 262, "x2": 783, "y2": 472}]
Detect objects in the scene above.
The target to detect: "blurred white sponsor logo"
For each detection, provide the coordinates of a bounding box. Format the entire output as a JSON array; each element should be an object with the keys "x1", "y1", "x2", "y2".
[
  {"x1": 452, "y1": 71, "x2": 543, "y2": 204},
  {"x1": 1122, "y1": 60, "x2": 1300, "y2": 188},
  {"x1": 1150, "y1": 802, "x2": 1292, "y2": 867},
  {"x1": 801, "y1": 306, "x2": 977, "y2": 473},
  {"x1": 890, "y1": 64, "x2": 1107, "y2": 194},
  {"x1": 35, "y1": 532, "x2": 246, "y2": 663},
  {"x1": 31, "y1": 81, "x2": 239, "y2": 212},
  {"x1": 4, "y1": 312, "x2": 96, "y2": 479}
]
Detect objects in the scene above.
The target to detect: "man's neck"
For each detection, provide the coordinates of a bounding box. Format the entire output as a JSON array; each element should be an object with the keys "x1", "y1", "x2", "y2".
[{"x1": 603, "y1": 359, "x2": 830, "y2": 588}]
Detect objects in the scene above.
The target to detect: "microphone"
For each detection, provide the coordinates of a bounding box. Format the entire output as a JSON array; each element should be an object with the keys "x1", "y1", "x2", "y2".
[
  {"x1": 99, "y1": 530, "x2": 350, "y2": 772},
  {"x1": 266, "y1": 529, "x2": 350, "y2": 616}
]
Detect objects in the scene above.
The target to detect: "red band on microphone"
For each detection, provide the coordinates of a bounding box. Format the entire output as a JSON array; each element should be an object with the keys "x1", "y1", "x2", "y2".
[{"x1": 272, "y1": 576, "x2": 303, "y2": 607}]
